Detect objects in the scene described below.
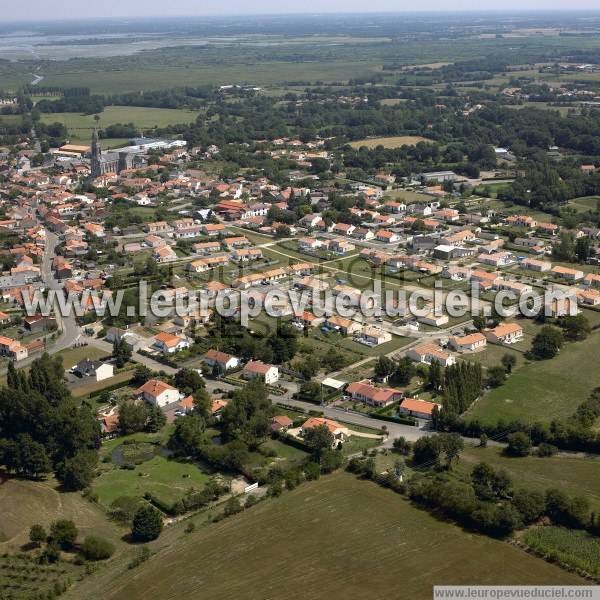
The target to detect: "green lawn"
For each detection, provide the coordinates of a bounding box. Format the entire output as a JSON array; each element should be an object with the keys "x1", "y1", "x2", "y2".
[
  {"x1": 468, "y1": 330, "x2": 600, "y2": 425},
  {"x1": 57, "y1": 346, "x2": 109, "y2": 369},
  {"x1": 93, "y1": 454, "x2": 211, "y2": 508},
  {"x1": 88, "y1": 473, "x2": 584, "y2": 600},
  {"x1": 40, "y1": 106, "x2": 200, "y2": 143}
]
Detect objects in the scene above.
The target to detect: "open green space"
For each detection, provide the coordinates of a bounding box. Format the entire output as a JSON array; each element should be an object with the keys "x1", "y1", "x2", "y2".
[
  {"x1": 458, "y1": 446, "x2": 600, "y2": 511},
  {"x1": 39, "y1": 106, "x2": 200, "y2": 143},
  {"x1": 93, "y1": 453, "x2": 212, "y2": 508},
  {"x1": 468, "y1": 330, "x2": 600, "y2": 425},
  {"x1": 89, "y1": 473, "x2": 584, "y2": 600}
]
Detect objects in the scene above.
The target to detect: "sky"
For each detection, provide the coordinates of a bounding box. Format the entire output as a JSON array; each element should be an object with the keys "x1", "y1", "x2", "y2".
[{"x1": 3, "y1": 1, "x2": 600, "y2": 22}]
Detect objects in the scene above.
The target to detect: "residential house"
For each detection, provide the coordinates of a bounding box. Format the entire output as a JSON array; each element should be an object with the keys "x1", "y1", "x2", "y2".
[
  {"x1": 152, "y1": 332, "x2": 190, "y2": 354},
  {"x1": 300, "y1": 417, "x2": 349, "y2": 448},
  {"x1": 484, "y1": 322, "x2": 524, "y2": 345},
  {"x1": 449, "y1": 332, "x2": 487, "y2": 352},
  {"x1": 72, "y1": 359, "x2": 114, "y2": 382},
  {"x1": 551, "y1": 266, "x2": 584, "y2": 281},
  {"x1": 204, "y1": 349, "x2": 240, "y2": 372},
  {"x1": 136, "y1": 379, "x2": 181, "y2": 408},
  {"x1": 399, "y1": 398, "x2": 441, "y2": 420},
  {"x1": 242, "y1": 360, "x2": 280, "y2": 385},
  {"x1": 407, "y1": 342, "x2": 455, "y2": 367},
  {"x1": 345, "y1": 380, "x2": 403, "y2": 408}
]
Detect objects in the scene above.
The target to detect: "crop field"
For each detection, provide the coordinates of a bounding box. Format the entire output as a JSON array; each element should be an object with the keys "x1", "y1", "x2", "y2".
[
  {"x1": 41, "y1": 61, "x2": 383, "y2": 94},
  {"x1": 468, "y1": 330, "x2": 600, "y2": 425},
  {"x1": 523, "y1": 527, "x2": 600, "y2": 578},
  {"x1": 457, "y1": 446, "x2": 600, "y2": 511},
  {"x1": 39, "y1": 106, "x2": 200, "y2": 143},
  {"x1": 349, "y1": 135, "x2": 433, "y2": 149},
  {"x1": 87, "y1": 473, "x2": 583, "y2": 600}
]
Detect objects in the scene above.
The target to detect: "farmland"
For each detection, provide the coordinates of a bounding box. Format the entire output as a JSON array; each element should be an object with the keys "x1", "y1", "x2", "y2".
[
  {"x1": 82, "y1": 473, "x2": 583, "y2": 600},
  {"x1": 349, "y1": 135, "x2": 433, "y2": 149},
  {"x1": 39, "y1": 106, "x2": 200, "y2": 143}
]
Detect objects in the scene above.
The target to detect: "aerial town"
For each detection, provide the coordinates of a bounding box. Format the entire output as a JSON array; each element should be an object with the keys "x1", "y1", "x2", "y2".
[{"x1": 0, "y1": 8, "x2": 600, "y2": 600}]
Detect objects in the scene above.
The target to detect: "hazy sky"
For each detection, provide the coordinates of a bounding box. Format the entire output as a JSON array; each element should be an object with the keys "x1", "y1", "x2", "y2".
[{"x1": 4, "y1": 1, "x2": 600, "y2": 22}]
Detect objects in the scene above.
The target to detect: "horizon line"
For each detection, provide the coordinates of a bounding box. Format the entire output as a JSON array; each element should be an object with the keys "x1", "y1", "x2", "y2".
[{"x1": 3, "y1": 8, "x2": 600, "y2": 25}]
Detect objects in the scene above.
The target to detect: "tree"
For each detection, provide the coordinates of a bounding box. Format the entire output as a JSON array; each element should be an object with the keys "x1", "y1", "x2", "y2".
[
  {"x1": 319, "y1": 449, "x2": 344, "y2": 474},
  {"x1": 427, "y1": 360, "x2": 443, "y2": 392},
  {"x1": 512, "y1": 489, "x2": 546, "y2": 524},
  {"x1": 49, "y1": 520, "x2": 78, "y2": 550},
  {"x1": 81, "y1": 536, "x2": 115, "y2": 561},
  {"x1": 174, "y1": 368, "x2": 205, "y2": 394},
  {"x1": 113, "y1": 338, "x2": 132, "y2": 368},
  {"x1": 374, "y1": 355, "x2": 395, "y2": 380},
  {"x1": 221, "y1": 380, "x2": 272, "y2": 449},
  {"x1": 223, "y1": 496, "x2": 243, "y2": 517},
  {"x1": 118, "y1": 400, "x2": 149, "y2": 435},
  {"x1": 131, "y1": 505, "x2": 163, "y2": 542},
  {"x1": 29, "y1": 524, "x2": 47, "y2": 547},
  {"x1": 392, "y1": 357, "x2": 416, "y2": 386},
  {"x1": 168, "y1": 414, "x2": 206, "y2": 457},
  {"x1": 471, "y1": 462, "x2": 512, "y2": 500},
  {"x1": 559, "y1": 314, "x2": 591, "y2": 341},
  {"x1": 487, "y1": 365, "x2": 507, "y2": 388},
  {"x1": 440, "y1": 433, "x2": 464, "y2": 467},
  {"x1": 412, "y1": 436, "x2": 442, "y2": 468},
  {"x1": 392, "y1": 436, "x2": 411, "y2": 455},
  {"x1": 56, "y1": 449, "x2": 98, "y2": 491},
  {"x1": 501, "y1": 353, "x2": 517, "y2": 373},
  {"x1": 531, "y1": 326, "x2": 563, "y2": 360},
  {"x1": 303, "y1": 424, "x2": 334, "y2": 456},
  {"x1": 506, "y1": 432, "x2": 532, "y2": 457},
  {"x1": 146, "y1": 404, "x2": 166, "y2": 433}
]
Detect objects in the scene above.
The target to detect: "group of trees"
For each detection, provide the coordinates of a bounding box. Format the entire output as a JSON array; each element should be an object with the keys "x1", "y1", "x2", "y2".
[
  {"x1": 209, "y1": 316, "x2": 298, "y2": 365},
  {"x1": 29, "y1": 520, "x2": 114, "y2": 562},
  {"x1": 0, "y1": 354, "x2": 100, "y2": 490}
]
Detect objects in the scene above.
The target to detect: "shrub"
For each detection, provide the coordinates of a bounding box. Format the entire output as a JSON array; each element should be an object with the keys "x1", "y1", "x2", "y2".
[{"x1": 81, "y1": 536, "x2": 115, "y2": 561}]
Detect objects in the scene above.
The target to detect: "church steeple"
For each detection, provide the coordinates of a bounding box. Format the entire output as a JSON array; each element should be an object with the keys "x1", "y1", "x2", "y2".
[{"x1": 90, "y1": 128, "x2": 102, "y2": 179}]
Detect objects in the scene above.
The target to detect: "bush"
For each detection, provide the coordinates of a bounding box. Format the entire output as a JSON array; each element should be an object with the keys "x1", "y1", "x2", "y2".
[
  {"x1": 128, "y1": 547, "x2": 151, "y2": 569},
  {"x1": 505, "y1": 432, "x2": 532, "y2": 457},
  {"x1": 81, "y1": 536, "x2": 115, "y2": 561},
  {"x1": 537, "y1": 442, "x2": 558, "y2": 457}
]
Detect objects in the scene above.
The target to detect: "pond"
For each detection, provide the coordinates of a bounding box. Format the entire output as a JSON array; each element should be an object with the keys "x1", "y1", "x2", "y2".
[{"x1": 111, "y1": 441, "x2": 171, "y2": 467}]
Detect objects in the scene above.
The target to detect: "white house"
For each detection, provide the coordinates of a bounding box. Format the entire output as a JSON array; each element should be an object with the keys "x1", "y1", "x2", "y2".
[
  {"x1": 136, "y1": 379, "x2": 181, "y2": 408},
  {"x1": 242, "y1": 360, "x2": 279, "y2": 385}
]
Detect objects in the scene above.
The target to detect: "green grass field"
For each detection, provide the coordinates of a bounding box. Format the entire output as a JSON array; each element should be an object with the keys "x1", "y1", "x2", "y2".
[
  {"x1": 468, "y1": 330, "x2": 600, "y2": 424},
  {"x1": 85, "y1": 473, "x2": 583, "y2": 600},
  {"x1": 458, "y1": 446, "x2": 600, "y2": 511},
  {"x1": 39, "y1": 106, "x2": 200, "y2": 143},
  {"x1": 92, "y1": 454, "x2": 211, "y2": 508}
]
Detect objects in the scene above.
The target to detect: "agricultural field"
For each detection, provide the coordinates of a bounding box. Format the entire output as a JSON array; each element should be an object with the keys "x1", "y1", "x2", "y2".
[
  {"x1": 523, "y1": 527, "x2": 600, "y2": 578},
  {"x1": 349, "y1": 135, "x2": 433, "y2": 149},
  {"x1": 85, "y1": 473, "x2": 584, "y2": 600},
  {"x1": 41, "y1": 61, "x2": 383, "y2": 94},
  {"x1": 39, "y1": 106, "x2": 200, "y2": 143},
  {"x1": 468, "y1": 330, "x2": 600, "y2": 424}
]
